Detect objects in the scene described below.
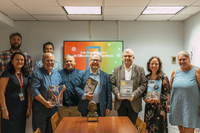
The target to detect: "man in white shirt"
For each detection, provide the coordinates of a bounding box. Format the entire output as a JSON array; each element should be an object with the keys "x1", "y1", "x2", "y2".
[{"x1": 111, "y1": 48, "x2": 147, "y2": 125}]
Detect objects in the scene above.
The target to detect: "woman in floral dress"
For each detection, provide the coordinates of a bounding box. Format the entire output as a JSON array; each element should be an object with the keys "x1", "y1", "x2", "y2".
[{"x1": 143, "y1": 56, "x2": 170, "y2": 133}]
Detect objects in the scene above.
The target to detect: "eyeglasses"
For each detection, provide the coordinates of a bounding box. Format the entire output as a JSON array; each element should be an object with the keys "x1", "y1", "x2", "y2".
[
  {"x1": 123, "y1": 55, "x2": 133, "y2": 58},
  {"x1": 90, "y1": 59, "x2": 101, "y2": 62},
  {"x1": 43, "y1": 59, "x2": 55, "y2": 63}
]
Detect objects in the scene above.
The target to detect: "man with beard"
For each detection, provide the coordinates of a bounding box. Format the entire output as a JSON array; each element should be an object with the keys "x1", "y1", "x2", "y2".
[
  {"x1": 75, "y1": 52, "x2": 112, "y2": 116},
  {"x1": 111, "y1": 48, "x2": 147, "y2": 125},
  {"x1": 0, "y1": 32, "x2": 33, "y2": 130},
  {"x1": 0, "y1": 32, "x2": 33, "y2": 76}
]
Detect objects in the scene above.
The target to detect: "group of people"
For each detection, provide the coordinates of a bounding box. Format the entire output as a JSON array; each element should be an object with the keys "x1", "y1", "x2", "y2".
[{"x1": 0, "y1": 32, "x2": 199, "y2": 133}]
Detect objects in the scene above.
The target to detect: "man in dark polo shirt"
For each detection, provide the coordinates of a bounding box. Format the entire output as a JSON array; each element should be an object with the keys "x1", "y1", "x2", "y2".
[{"x1": 58, "y1": 54, "x2": 81, "y2": 120}]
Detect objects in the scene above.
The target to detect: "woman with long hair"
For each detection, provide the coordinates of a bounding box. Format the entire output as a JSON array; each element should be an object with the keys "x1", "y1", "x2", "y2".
[
  {"x1": 0, "y1": 52, "x2": 31, "y2": 132},
  {"x1": 143, "y1": 56, "x2": 170, "y2": 133}
]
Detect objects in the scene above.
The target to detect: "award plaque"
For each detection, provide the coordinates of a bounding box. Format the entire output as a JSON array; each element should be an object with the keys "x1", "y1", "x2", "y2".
[
  {"x1": 48, "y1": 85, "x2": 64, "y2": 106},
  {"x1": 120, "y1": 80, "x2": 133, "y2": 99},
  {"x1": 87, "y1": 101, "x2": 98, "y2": 122},
  {"x1": 84, "y1": 77, "x2": 99, "y2": 93}
]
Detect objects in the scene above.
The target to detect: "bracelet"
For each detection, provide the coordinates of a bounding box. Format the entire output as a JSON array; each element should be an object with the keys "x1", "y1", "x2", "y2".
[
  {"x1": 28, "y1": 106, "x2": 31, "y2": 109},
  {"x1": 2, "y1": 107, "x2": 7, "y2": 110}
]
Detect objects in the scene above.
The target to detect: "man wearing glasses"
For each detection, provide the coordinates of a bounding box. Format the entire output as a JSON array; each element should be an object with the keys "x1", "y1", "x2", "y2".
[
  {"x1": 34, "y1": 42, "x2": 62, "y2": 71},
  {"x1": 30, "y1": 52, "x2": 65, "y2": 133},
  {"x1": 111, "y1": 48, "x2": 147, "y2": 125},
  {"x1": 75, "y1": 52, "x2": 112, "y2": 116}
]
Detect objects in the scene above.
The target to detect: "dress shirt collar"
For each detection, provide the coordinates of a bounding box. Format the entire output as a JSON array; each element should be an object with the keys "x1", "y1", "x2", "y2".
[
  {"x1": 41, "y1": 67, "x2": 54, "y2": 75},
  {"x1": 9, "y1": 48, "x2": 22, "y2": 54},
  {"x1": 124, "y1": 63, "x2": 133, "y2": 72},
  {"x1": 90, "y1": 68, "x2": 100, "y2": 75},
  {"x1": 64, "y1": 67, "x2": 75, "y2": 73}
]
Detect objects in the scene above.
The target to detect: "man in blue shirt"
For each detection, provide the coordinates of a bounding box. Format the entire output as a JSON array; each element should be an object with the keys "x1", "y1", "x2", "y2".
[
  {"x1": 34, "y1": 42, "x2": 62, "y2": 71},
  {"x1": 58, "y1": 54, "x2": 81, "y2": 120},
  {"x1": 75, "y1": 52, "x2": 112, "y2": 116},
  {"x1": 30, "y1": 52, "x2": 65, "y2": 133}
]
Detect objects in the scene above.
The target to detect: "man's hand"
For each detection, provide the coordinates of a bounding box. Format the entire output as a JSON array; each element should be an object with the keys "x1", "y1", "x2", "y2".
[
  {"x1": 62, "y1": 85, "x2": 66, "y2": 91},
  {"x1": 128, "y1": 94, "x2": 135, "y2": 102},
  {"x1": 105, "y1": 109, "x2": 110, "y2": 116},
  {"x1": 86, "y1": 92, "x2": 93, "y2": 101},
  {"x1": 117, "y1": 93, "x2": 124, "y2": 100},
  {"x1": 44, "y1": 101, "x2": 55, "y2": 108}
]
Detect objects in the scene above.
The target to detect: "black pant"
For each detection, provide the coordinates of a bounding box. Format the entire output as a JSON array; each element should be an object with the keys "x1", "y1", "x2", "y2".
[
  {"x1": 32, "y1": 100, "x2": 59, "y2": 133},
  {"x1": 117, "y1": 100, "x2": 138, "y2": 125}
]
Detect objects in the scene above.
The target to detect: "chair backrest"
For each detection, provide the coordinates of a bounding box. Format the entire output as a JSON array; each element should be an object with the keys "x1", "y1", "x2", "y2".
[
  {"x1": 135, "y1": 117, "x2": 146, "y2": 133},
  {"x1": 34, "y1": 128, "x2": 41, "y2": 133},
  {"x1": 51, "y1": 112, "x2": 60, "y2": 132}
]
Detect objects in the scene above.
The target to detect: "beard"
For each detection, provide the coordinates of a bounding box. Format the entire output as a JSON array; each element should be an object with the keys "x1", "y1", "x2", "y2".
[{"x1": 11, "y1": 42, "x2": 21, "y2": 50}]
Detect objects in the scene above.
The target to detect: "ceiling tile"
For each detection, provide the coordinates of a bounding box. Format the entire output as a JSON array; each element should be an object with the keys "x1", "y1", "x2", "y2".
[
  {"x1": 33, "y1": 15, "x2": 69, "y2": 21},
  {"x1": 22, "y1": 7, "x2": 65, "y2": 15},
  {"x1": 179, "y1": 7, "x2": 200, "y2": 14},
  {"x1": 0, "y1": 0, "x2": 16, "y2": 7},
  {"x1": 104, "y1": 7, "x2": 145, "y2": 15},
  {"x1": 68, "y1": 15, "x2": 102, "y2": 20},
  {"x1": 192, "y1": 0, "x2": 200, "y2": 5},
  {"x1": 0, "y1": 7, "x2": 27, "y2": 14},
  {"x1": 149, "y1": 0, "x2": 196, "y2": 6},
  {"x1": 8, "y1": 14, "x2": 36, "y2": 20},
  {"x1": 57, "y1": 0, "x2": 103, "y2": 6},
  {"x1": 104, "y1": 0, "x2": 150, "y2": 6},
  {"x1": 170, "y1": 14, "x2": 191, "y2": 20},
  {"x1": 104, "y1": 15, "x2": 138, "y2": 20},
  {"x1": 137, "y1": 15, "x2": 174, "y2": 21},
  {"x1": 11, "y1": 0, "x2": 59, "y2": 7}
]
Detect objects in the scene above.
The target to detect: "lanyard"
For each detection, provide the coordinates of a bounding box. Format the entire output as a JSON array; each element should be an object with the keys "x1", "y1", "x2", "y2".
[{"x1": 15, "y1": 72, "x2": 23, "y2": 92}]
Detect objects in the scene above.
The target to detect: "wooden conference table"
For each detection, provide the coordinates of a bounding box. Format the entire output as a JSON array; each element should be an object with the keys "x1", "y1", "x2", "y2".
[{"x1": 55, "y1": 116, "x2": 139, "y2": 133}]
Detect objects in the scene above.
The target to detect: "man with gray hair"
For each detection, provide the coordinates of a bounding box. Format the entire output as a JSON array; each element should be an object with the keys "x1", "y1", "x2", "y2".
[
  {"x1": 75, "y1": 52, "x2": 112, "y2": 116},
  {"x1": 58, "y1": 54, "x2": 81, "y2": 120},
  {"x1": 30, "y1": 52, "x2": 65, "y2": 133},
  {"x1": 111, "y1": 48, "x2": 147, "y2": 125}
]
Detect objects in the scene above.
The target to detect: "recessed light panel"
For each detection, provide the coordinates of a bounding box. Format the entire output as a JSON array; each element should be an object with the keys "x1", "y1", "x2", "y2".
[
  {"x1": 63, "y1": 6, "x2": 101, "y2": 15},
  {"x1": 142, "y1": 6, "x2": 185, "y2": 14}
]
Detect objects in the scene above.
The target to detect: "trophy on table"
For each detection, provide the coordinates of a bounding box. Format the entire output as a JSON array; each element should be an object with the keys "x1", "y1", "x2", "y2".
[{"x1": 87, "y1": 101, "x2": 98, "y2": 122}]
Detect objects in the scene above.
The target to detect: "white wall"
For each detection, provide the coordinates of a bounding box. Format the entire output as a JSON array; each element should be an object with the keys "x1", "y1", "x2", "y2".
[
  {"x1": 0, "y1": 21, "x2": 183, "y2": 132},
  {"x1": 184, "y1": 12, "x2": 200, "y2": 67}
]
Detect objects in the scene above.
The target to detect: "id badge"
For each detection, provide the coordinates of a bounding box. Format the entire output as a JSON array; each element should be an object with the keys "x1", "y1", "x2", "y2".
[{"x1": 19, "y1": 93, "x2": 25, "y2": 101}]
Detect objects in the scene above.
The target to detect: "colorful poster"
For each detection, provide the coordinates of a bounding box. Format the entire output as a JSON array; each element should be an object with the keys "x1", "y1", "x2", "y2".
[{"x1": 64, "y1": 41, "x2": 123, "y2": 74}]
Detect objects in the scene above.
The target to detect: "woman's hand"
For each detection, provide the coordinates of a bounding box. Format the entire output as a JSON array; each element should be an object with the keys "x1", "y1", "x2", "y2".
[
  {"x1": 145, "y1": 98, "x2": 159, "y2": 103},
  {"x1": 26, "y1": 108, "x2": 31, "y2": 119},
  {"x1": 167, "y1": 105, "x2": 170, "y2": 113},
  {"x1": 3, "y1": 109, "x2": 9, "y2": 120}
]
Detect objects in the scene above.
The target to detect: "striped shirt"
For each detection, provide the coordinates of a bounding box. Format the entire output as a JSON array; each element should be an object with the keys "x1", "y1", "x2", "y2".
[{"x1": 0, "y1": 49, "x2": 33, "y2": 76}]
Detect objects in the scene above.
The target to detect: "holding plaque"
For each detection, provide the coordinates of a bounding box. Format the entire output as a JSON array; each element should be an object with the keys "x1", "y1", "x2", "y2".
[
  {"x1": 48, "y1": 85, "x2": 64, "y2": 106},
  {"x1": 84, "y1": 77, "x2": 99, "y2": 93},
  {"x1": 146, "y1": 80, "x2": 162, "y2": 101},
  {"x1": 120, "y1": 80, "x2": 133, "y2": 99}
]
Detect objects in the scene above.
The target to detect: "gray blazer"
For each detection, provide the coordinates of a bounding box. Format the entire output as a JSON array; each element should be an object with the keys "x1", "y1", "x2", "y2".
[{"x1": 111, "y1": 64, "x2": 147, "y2": 113}]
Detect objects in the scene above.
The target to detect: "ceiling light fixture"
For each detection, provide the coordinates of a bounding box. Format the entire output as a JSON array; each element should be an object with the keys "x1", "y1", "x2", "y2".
[
  {"x1": 63, "y1": 6, "x2": 101, "y2": 15},
  {"x1": 142, "y1": 6, "x2": 185, "y2": 14}
]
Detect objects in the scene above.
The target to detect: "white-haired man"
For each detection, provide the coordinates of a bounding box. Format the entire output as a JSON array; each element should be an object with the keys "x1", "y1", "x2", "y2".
[
  {"x1": 75, "y1": 52, "x2": 112, "y2": 116},
  {"x1": 111, "y1": 48, "x2": 147, "y2": 125}
]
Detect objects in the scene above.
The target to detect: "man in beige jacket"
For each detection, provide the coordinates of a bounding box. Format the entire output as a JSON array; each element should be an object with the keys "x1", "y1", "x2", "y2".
[{"x1": 111, "y1": 48, "x2": 147, "y2": 125}]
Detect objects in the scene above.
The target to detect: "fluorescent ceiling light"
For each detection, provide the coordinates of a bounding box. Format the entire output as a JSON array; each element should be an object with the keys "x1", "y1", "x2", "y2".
[
  {"x1": 142, "y1": 6, "x2": 185, "y2": 14},
  {"x1": 63, "y1": 6, "x2": 101, "y2": 15}
]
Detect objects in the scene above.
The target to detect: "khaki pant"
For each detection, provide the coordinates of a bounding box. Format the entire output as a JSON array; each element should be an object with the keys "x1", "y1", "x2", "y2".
[{"x1": 58, "y1": 106, "x2": 81, "y2": 121}]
